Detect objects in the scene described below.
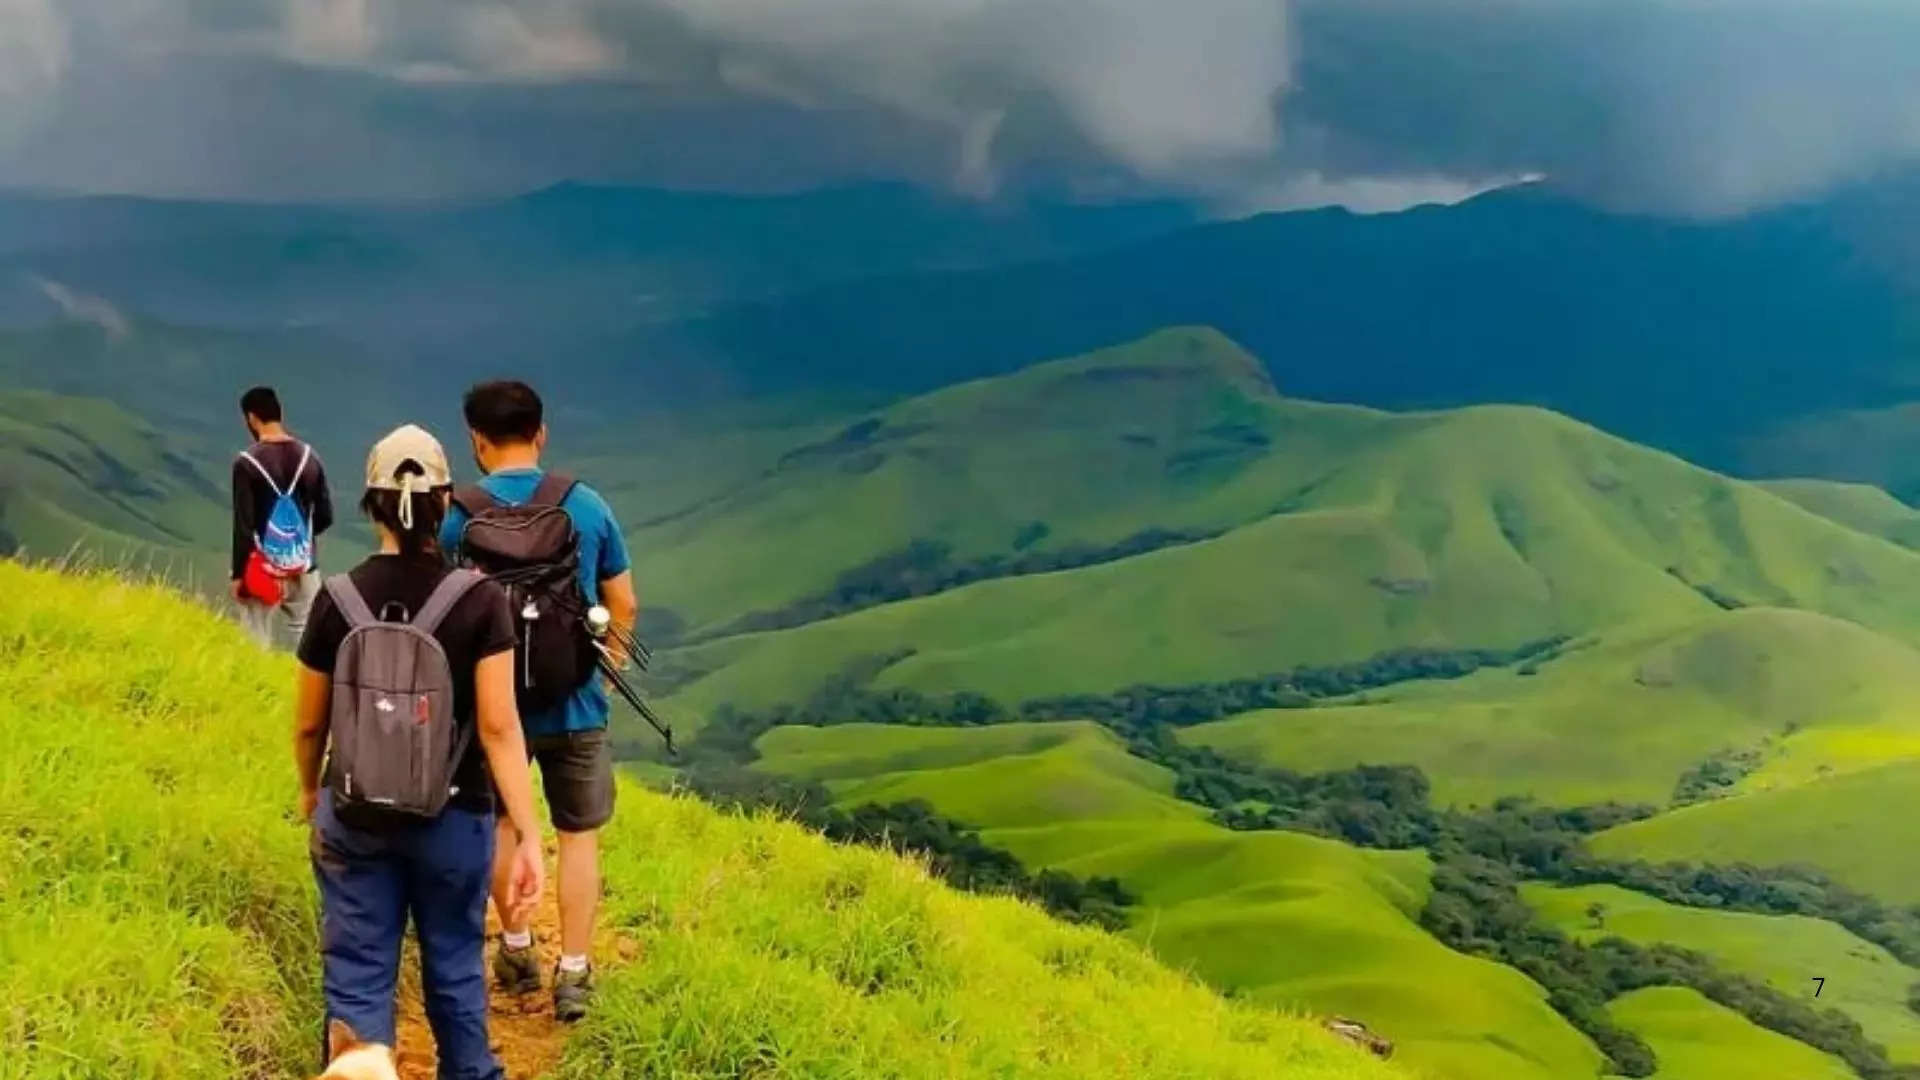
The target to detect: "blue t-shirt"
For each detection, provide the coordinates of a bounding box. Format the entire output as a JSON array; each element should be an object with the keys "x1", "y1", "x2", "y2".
[{"x1": 442, "y1": 467, "x2": 631, "y2": 737}]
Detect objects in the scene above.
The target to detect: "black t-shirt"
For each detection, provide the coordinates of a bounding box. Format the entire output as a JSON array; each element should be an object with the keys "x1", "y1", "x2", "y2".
[
  {"x1": 297, "y1": 553, "x2": 517, "y2": 818},
  {"x1": 232, "y1": 438, "x2": 334, "y2": 580}
]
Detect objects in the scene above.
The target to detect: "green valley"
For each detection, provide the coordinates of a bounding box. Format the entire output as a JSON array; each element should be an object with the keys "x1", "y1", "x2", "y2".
[
  {"x1": 1608, "y1": 987, "x2": 1858, "y2": 1080},
  {"x1": 623, "y1": 327, "x2": 1920, "y2": 1079},
  {"x1": 1524, "y1": 883, "x2": 1920, "y2": 1062},
  {"x1": 756, "y1": 721, "x2": 1607, "y2": 1080}
]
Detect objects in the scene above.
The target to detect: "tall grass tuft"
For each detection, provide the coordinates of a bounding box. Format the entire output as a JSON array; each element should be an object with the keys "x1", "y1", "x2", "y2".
[{"x1": 0, "y1": 561, "x2": 317, "y2": 1078}]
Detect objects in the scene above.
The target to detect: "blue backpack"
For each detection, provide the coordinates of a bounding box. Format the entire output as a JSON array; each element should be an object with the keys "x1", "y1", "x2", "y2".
[{"x1": 241, "y1": 444, "x2": 315, "y2": 575}]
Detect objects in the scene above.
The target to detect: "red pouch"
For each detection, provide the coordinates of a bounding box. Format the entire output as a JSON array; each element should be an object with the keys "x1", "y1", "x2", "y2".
[{"x1": 242, "y1": 549, "x2": 286, "y2": 607}]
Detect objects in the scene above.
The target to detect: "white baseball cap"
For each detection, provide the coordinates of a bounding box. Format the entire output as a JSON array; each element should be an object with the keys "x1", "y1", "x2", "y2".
[
  {"x1": 365, "y1": 424, "x2": 452, "y2": 490},
  {"x1": 365, "y1": 425, "x2": 451, "y2": 528}
]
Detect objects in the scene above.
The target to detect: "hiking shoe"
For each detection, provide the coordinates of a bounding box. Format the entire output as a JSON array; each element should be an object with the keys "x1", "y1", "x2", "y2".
[
  {"x1": 493, "y1": 940, "x2": 541, "y2": 995},
  {"x1": 553, "y1": 964, "x2": 594, "y2": 1023}
]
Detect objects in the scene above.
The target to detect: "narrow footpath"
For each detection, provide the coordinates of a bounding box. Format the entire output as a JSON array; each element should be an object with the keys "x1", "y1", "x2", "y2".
[{"x1": 392, "y1": 857, "x2": 636, "y2": 1080}]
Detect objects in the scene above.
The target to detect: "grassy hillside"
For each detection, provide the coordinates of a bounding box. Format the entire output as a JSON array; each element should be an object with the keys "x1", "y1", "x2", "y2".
[
  {"x1": 1592, "y1": 758, "x2": 1920, "y2": 905},
  {"x1": 661, "y1": 330, "x2": 1920, "y2": 721},
  {"x1": 1182, "y1": 607, "x2": 1920, "y2": 807},
  {"x1": 1606, "y1": 987, "x2": 1857, "y2": 1079},
  {"x1": 1525, "y1": 883, "x2": 1920, "y2": 1062},
  {"x1": 0, "y1": 559, "x2": 1400, "y2": 1080},
  {"x1": 630, "y1": 327, "x2": 1391, "y2": 630},
  {"x1": 757, "y1": 722, "x2": 1607, "y2": 1080},
  {"x1": 1760, "y1": 478, "x2": 1920, "y2": 550},
  {"x1": 0, "y1": 389, "x2": 229, "y2": 584}
]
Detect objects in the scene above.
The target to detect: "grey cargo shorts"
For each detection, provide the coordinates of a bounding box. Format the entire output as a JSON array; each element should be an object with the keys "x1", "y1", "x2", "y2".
[{"x1": 526, "y1": 728, "x2": 616, "y2": 833}]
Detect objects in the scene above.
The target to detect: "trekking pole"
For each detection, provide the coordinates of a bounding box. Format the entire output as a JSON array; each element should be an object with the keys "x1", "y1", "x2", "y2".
[
  {"x1": 598, "y1": 648, "x2": 676, "y2": 756},
  {"x1": 587, "y1": 605, "x2": 674, "y2": 755}
]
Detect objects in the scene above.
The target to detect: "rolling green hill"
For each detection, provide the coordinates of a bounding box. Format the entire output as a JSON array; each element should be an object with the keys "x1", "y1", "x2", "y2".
[
  {"x1": 757, "y1": 722, "x2": 1607, "y2": 1080},
  {"x1": 1592, "y1": 758, "x2": 1920, "y2": 905},
  {"x1": 0, "y1": 389, "x2": 229, "y2": 584},
  {"x1": 659, "y1": 328, "x2": 1920, "y2": 727},
  {"x1": 0, "y1": 559, "x2": 1401, "y2": 1080},
  {"x1": 1525, "y1": 883, "x2": 1920, "y2": 1062},
  {"x1": 1759, "y1": 478, "x2": 1920, "y2": 551},
  {"x1": 1180, "y1": 607, "x2": 1920, "y2": 807},
  {"x1": 1606, "y1": 987, "x2": 1857, "y2": 1080}
]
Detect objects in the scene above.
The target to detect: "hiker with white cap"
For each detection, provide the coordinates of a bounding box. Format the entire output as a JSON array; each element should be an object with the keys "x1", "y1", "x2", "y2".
[{"x1": 292, "y1": 424, "x2": 545, "y2": 1080}]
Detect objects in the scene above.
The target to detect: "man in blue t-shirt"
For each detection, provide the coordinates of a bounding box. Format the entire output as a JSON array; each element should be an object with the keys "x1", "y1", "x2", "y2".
[{"x1": 441, "y1": 380, "x2": 636, "y2": 1024}]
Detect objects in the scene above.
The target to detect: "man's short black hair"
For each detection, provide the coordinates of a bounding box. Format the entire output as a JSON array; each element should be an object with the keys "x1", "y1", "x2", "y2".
[
  {"x1": 464, "y1": 380, "x2": 544, "y2": 444},
  {"x1": 240, "y1": 386, "x2": 282, "y2": 423}
]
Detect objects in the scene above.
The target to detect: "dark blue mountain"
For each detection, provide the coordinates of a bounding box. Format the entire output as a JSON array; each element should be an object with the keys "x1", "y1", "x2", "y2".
[{"x1": 624, "y1": 180, "x2": 1920, "y2": 482}]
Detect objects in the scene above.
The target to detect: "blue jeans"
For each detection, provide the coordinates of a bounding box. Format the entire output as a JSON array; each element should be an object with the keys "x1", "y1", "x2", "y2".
[{"x1": 311, "y1": 791, "x2": 502, "y2": 1080}]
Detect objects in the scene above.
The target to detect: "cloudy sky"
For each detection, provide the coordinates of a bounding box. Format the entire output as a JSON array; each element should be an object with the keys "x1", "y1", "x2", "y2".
[{"x1": 2, "y1": 0, "x2": 1918, "y2": 215}]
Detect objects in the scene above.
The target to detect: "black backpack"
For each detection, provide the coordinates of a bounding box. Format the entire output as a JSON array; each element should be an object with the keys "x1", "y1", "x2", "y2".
[{"x1": 452, "y1": 473, "x2": 599, "y2": 713}]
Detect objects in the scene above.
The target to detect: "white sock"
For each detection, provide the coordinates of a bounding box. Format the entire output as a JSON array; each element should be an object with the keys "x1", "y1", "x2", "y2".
[
  {"x1": 558, "y1": 953, "x2": 590, "y2": 974},
  {"x1": 502, "y1": 929, "x2": 532, "y2": 950}
]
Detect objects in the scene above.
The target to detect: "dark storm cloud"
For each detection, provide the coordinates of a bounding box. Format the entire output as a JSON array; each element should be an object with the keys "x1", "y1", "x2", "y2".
[{"x1": 1, "y1": 0, "x2": 1918, "y2": 214}]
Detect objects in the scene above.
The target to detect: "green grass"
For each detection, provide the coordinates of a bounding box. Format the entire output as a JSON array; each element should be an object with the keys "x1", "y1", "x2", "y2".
[
  {"x1": 0, "y1": 561, "x2": 316, "y2": 1078},
  {"x1": 1524, "y1": 883, "x2": 1920, "y2": 1062},
  {"x1": 1606, "y1": 987, "x2": 1856, "y2": 1079},
  {"x1": 1182, "y1": 607, "x2": 1920, "y2": 807},
  {"x1": 0, "y1": 560, "x2": 1400, "y2": 1080},
  {"x1": 758, "y1": 721, "x2": 1607, "y2": 1080},
  {"x1": 1592, "y1": 758, "x2": 1920, "y2": 905},
  {"x1": 569, "y1": 793, "x2": 1403, "y2": 1080}
]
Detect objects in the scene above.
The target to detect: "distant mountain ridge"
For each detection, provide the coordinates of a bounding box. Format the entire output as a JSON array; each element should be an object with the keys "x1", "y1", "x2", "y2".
[
  {"x1": 12, "y1": 176, "x2": 1920, "y2": 494},
  {"x1": 636, "y1": 179, "x2": 1920, "y2": 492}
]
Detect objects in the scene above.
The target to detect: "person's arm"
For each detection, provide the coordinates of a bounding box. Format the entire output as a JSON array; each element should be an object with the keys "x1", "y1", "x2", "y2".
[
  {"x1": 231, "y1": 457, "x2": 255, "y2": 595},
  {"x1": 600, "y1": 571, "x2": 638, "y2": 670},
  {"x1": 476, "y1": 650, "x2": 545, "y2": 922},
  {"x1": 593, "y1": 489, "x2": 637, "y2": 666},
  {"x1": 308, "y1": 455, "x2": 335, "y2": 538},
  {"x1": 293, "y1": 663, "x2": 330, "y2": 821}
]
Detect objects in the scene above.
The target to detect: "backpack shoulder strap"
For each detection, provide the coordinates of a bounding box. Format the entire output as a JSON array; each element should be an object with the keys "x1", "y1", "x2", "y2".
[
  {"x1": 413, "y1": 570, "x2": 484, "y2": 635},
  {"x1": 529, "y1": 471, "x2": 577, "y2": 508},
  {"x1": 289, "y1": 443, "x2": 313, "y2": 489},
  {"x1": 238, "y1": 451, "x2": 287, "y2": 498},
  {"x1": 324, "y1": 574, "x2": 376, "y2": 630},
  {"x1": 452, "y1": 485, "x2": 498, "y2": 517}
]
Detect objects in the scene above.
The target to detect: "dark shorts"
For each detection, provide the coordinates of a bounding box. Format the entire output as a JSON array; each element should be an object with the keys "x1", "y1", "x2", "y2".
[{"x1": 528, "y1": 728, "x2": 615, "y2": 833}]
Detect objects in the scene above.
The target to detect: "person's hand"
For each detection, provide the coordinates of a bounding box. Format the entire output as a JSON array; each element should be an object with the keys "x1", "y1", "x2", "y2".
[
  {"x1": 231, "y1": 579, "x2": 250, "y2": 605},
  {"x1": 298, "y1": 786, "x2": 319, "y2": 824},
  {"x1": 506, "y1": 834, "x2": 544, "y2": 925}
]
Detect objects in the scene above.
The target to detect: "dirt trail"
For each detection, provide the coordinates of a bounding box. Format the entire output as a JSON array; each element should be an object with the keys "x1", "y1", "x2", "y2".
[{"x1": 392, "y1": 858, "x2": 636, "y2": 1080}]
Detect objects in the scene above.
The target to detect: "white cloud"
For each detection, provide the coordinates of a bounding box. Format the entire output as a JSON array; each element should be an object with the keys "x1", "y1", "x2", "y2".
[
  {"x1": 453, "y1": 3, "x2": 622, "y2": 79},
  {"x1": 284, "y1": 0, "x2": 375, "y2": 64},
  {"x1": 34, "y1": 277, "x2": 130, "y2": 341}
]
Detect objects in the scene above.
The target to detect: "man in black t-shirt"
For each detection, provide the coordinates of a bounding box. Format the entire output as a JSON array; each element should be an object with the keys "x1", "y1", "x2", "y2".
[{"x1": 232, "y1": 386, "x2": 333, "y2": 648}]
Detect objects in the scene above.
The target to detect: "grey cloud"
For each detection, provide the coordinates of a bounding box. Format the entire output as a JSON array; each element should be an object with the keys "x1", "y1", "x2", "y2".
[
  {"x1": 0, "y1": 0, "x2": 66, "y2": 142},
  {"x1": 4, "y1": 0, "x2": 1920, "y2": 216},
  {"x1": 1286, "y1": 0, "x2": 1920, "y2": 215}
]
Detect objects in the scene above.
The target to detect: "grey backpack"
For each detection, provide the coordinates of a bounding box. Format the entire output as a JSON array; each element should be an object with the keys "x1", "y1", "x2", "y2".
[{"x1": 323, "y1": 570, "x2": 483, "y2": 820}]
